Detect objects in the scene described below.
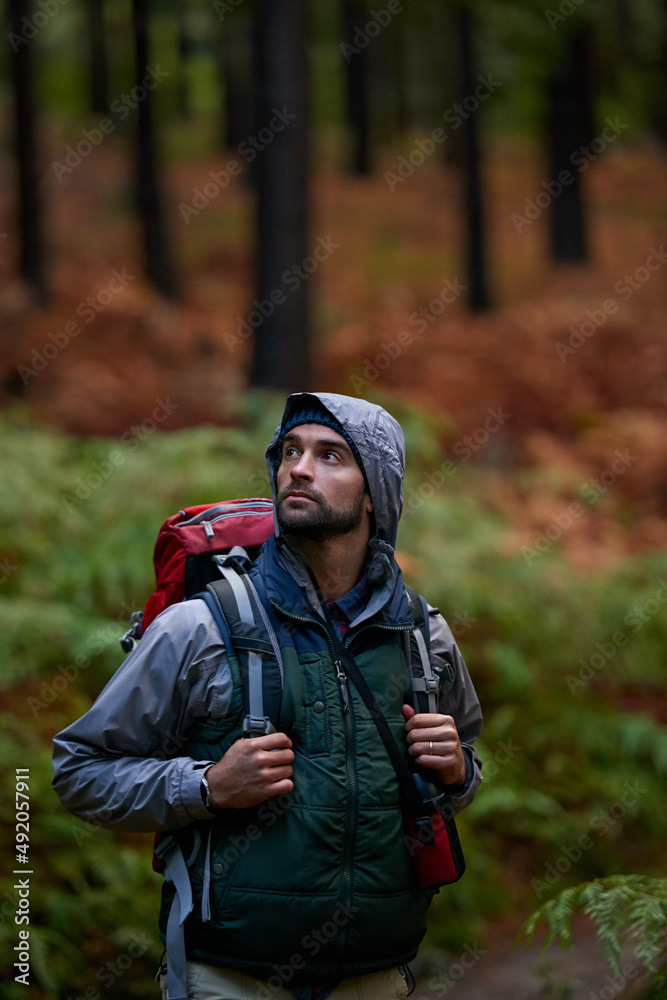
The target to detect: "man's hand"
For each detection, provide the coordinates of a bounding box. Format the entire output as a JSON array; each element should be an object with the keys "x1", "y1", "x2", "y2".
[
  {"x1": 205, "y1": 732, "x2": 294, "y2": 809},
  {"x1": 402, "y1": 705, "x2": 466, "y2": 785}
]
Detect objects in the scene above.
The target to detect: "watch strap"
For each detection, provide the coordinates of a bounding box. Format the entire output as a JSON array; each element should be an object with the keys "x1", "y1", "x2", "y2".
[{"x1": 200, "y1": 770, "x2": 214, "y2": 810}]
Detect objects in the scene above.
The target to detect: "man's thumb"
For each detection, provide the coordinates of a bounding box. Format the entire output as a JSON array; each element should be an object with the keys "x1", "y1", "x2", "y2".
[{"x1": 402, "y1": 704, "x2": 416, "y2": 721}]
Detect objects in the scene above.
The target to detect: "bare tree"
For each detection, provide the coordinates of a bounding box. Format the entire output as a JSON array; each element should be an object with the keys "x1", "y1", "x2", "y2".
[
  {"x1": 342, "y1": 0, "x2": 371, "y2": 174},
  {"x1": 11, "y1": 0, "x2": 48, "y2": 304},
  {"x1": 133, "y1": 0, "x2": 177, "y2": 297},
  {"x1": 87, "y1": 0, "x2": 108, "y2": 114},
  {"x1": 219, "y1": 5, "x2": 255, "y2": 151},
  {"x1": 547, "y1": 25, "x2": 594, "y2": 262},
  {"x1": 251, "y1": 0, "x2": 310, "y2": 389},
  {"x1": 458, "y1": 6, "x2": 491, "y2": 310}
]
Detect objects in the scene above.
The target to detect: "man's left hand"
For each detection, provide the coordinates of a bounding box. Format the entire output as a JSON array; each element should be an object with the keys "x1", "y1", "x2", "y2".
[{"x1": 402, "y1": 705, "x2": 466, "y2": 785}]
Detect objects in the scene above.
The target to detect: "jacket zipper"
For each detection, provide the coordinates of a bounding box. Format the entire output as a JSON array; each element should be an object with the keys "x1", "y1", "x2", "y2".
[
  {"x1": 268, "y1": 603, "x2": 353, "y2": 712},
  {"x1": 177, "y1": 501, "x2": 273, "y2": 527},
  {"x1": 269, "y1": 600, "x2": 357, "y2": 953},
  {"x1": 344, "y1": 620, "x2": 414, "y2": 649},
  {"x1": 335, "y1": 660, "x2": 350, "y2": 714}
]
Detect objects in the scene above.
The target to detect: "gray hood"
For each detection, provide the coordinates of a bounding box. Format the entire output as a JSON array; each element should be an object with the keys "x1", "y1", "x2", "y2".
[{"x1": 265, "y1": 392, "x2": 405, "y2": 550}]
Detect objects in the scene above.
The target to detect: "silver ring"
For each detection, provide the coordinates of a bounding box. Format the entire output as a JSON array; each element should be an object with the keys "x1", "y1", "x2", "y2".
[{"x1": 429, "y1": 741, "x2": 433, "y2": 755}]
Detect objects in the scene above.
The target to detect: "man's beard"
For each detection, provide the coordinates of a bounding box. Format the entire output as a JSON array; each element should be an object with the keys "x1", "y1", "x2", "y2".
[{"x1": 276, "y1": 483, "x2": 368, "y2": 541}]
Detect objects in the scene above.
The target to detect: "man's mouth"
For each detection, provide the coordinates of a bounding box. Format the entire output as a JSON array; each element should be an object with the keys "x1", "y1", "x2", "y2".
[{"x1": 284, "y1": 491, "x2": 317, "y2": 502}]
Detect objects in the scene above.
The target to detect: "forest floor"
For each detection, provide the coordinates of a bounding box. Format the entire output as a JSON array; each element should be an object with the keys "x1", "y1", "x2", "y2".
[
  {"x1": 1, "y1": 135, "x2": 666, "y2": 998},
  {"x1": 414, "y1": 916, "x2": 647, "y2": 1000}
]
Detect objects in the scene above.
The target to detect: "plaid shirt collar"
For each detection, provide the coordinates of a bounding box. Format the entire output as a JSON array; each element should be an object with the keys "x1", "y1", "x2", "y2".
[{"x1": 324, "y1": 572, "x2": 371, "y2": 639}]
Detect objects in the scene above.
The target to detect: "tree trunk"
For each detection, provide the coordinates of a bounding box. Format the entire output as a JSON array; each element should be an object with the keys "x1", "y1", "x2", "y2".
[
  {"x1": 11, "y1": 0, "x2": 48, "y2": 304},
  {"x1": 251, "y1": 0, "x2": 310, "y2": 389},
  {"x1": 342, "y1": 0, "x2": 370, "y2": 175},
  {"x1": 458, "y1": 8, "x2": 491, "y2": 311},
  {"x1": 133, "y1": 0, "x2": 177, "y2": 297},
  {"x1": 547, "y1": 26, "x2": 594, "y2": 262},
  {"x1": 87, "y1": 0, "x2": 108, "y2": 114},
  {"x1": 219, "y1": 7, "x2": 255, "y2": 151},
  {"x1": 392, "y1": 19, "x2": 408, "y2": 135},
  {"x1": 176, "y1": 0, "x2": 191, "y2": 120},
  {"x1": 652, "y1": 38, "x2": 667, "y2": 145},
  {"x1": 441, "y1": 3, "x2": 464, "y2": 168}
]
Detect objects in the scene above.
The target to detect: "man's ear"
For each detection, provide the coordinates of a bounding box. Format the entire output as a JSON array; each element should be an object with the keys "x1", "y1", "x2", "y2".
[{"x1": 365, "y1": 495, "x2": 374, "y2": 514}]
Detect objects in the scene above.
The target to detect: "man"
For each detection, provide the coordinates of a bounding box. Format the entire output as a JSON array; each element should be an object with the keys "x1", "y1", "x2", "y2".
[{"x1": 52, "y1": 391, "x2": 482, "y2": 1000}]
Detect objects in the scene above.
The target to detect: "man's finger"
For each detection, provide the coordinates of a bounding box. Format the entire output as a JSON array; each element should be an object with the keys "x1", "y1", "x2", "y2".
[
  {"x1": 253, "y1": 732, "x2": 293, "y2": 750},
  {"x1": 404, "y1": 713, "x2": 454, "y2": 731},
  {"x1": 260, "y1": 764, "x2": 293, "y2": 782},
  {"x1": 405, "y1": 726, "x2": 458, "y2": 744},
  {"x1": 258, "y1": 748, "x2": 294, "y2": 766}
]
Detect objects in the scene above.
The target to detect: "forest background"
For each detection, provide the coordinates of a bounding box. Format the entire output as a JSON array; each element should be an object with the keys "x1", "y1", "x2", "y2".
[{"x1": 0, "y1": 0, "x2": 666, "y2": 997}]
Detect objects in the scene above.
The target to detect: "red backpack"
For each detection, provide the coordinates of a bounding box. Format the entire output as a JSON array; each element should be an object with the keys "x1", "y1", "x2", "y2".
[
  {"x1": 119, "y1": 497, "x2": 280, "y2": 881},
  {"x1": 120, "y1": 498, "x2": 275, "y2": 650}
]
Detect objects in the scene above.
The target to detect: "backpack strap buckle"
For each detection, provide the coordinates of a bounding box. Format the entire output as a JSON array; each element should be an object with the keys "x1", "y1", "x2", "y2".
[
  {"x1": 242, "y1": 715, "x2": 276, "y2": 738},
  {"x1": 411, "y1": 676, "x2": 439, "y2": 698},
  {"x1": 405, "y1": 585, "x2": 439, "y2": 714},
  {"x1": 205, "y1": 570, "x2": 284, "y2": 740},
  {"x1": 212, "y1": 547, "x2": 253, "y2": 574},
  {"x1": 119, "y1": 611, "x2": 145, "y2": 653}
]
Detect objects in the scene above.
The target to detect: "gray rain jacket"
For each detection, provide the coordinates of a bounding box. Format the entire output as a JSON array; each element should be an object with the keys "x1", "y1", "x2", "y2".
[{"x1": 52, "y1": 391, "x2": 483, "y2": 985}]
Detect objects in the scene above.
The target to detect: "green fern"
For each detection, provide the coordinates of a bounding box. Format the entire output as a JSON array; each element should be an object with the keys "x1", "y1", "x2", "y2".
[{"x1": 520, "y1": 875, "x2": 667, "y2": 993}]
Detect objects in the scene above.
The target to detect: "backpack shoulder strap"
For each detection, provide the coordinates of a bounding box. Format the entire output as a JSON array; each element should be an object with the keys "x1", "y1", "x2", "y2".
[
  {"x1": 404, "y1": 584, "x2": 439, "y2": 715},
  {"x1": 202, "y1": 556, "x2": 283, "y2": 738}
]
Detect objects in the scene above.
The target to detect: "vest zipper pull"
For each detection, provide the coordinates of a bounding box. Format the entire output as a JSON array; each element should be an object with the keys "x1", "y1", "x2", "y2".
[{"x1": 335, "y1": 660, "x2": 350, "y2": 714}]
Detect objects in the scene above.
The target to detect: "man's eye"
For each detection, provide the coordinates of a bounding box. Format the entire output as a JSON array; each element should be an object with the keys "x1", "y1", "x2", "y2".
[{"x1": 324, "y1": 451, "x2": 340, "y2": 462}]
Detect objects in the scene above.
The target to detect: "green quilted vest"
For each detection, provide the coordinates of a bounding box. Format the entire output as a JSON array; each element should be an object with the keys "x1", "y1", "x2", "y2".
[{"x1": 158, "y1": 625, "x2": 435, "y2": 980}]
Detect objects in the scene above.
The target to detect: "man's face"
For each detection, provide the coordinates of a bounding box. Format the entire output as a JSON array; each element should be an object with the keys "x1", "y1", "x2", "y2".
[{"x1": 275, "y1": 423, "x2": 373, "y2": 541}]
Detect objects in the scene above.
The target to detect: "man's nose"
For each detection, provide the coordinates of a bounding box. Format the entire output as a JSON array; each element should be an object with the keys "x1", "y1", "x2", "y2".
[{"x1": 290, "y1": 452, "x2": 314, "y2": 479}]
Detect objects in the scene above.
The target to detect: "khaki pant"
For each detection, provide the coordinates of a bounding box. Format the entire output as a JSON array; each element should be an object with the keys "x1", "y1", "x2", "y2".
[{"x1": 158, "y1": 961, "x2": 408, "y2": 1000}]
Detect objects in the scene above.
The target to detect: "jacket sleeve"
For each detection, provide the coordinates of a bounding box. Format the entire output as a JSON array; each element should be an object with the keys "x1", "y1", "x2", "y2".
[
  {"x1": 427, "y1": 605, "x2": 483, "y2": 813},
  {"x1": 51, "y1": 600, "x2": 233, "y2": 832}
]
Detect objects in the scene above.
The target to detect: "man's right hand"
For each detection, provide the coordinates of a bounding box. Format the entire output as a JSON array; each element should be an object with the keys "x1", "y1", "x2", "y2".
[{"x1": 204, "y1": 732, "x2": 294, "y2": 809}]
